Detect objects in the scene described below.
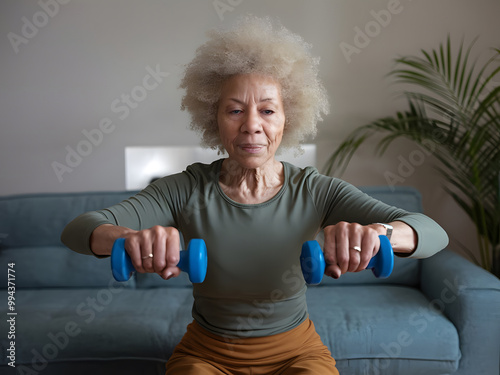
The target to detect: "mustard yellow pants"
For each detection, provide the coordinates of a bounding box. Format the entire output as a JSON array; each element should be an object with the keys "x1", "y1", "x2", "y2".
[{"x1": 165, "y1": 319, "x2": 339, "y2": 375}]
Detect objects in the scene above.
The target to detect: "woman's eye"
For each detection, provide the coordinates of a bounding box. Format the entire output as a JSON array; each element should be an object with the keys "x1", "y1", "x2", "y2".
[
  {"x1": 230, "y1": 109, "x2": 242, "y2": 114},
  {"x1": 262, "y1": 109, "x2": 274, "y2": 115}
]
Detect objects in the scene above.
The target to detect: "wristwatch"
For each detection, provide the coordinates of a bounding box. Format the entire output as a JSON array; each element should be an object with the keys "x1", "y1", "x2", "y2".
[{"x1": 376, "y1": 223, "x2": 393, "y2": 241}]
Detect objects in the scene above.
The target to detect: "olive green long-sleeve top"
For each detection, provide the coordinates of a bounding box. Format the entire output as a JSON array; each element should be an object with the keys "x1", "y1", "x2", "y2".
[{"x1": 61, "y1": 159, "x2": 448, "y2": 338}]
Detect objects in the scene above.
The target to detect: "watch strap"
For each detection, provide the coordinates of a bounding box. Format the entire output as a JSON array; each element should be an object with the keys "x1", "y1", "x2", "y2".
[{"x1": 376, "y1": 223, "x2": 393, "y2": 241}]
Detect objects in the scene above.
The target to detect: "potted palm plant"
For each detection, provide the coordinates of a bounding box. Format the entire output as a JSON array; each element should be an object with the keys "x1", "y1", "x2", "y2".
[{"x1": 324, "y1": 37, "x2": 500, "y2": 277}]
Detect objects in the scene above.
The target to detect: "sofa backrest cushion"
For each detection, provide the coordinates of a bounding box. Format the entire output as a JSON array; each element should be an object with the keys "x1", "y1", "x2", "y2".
[
  {"x1": 1, "y1": 246, "x2": 135, "y2": 289},
  {"x1": 0, "y1": 191, "x2": 138, "y2": 248},
  {"x1": 0, "y1": 191, "x2": 139, "y2": 289}
]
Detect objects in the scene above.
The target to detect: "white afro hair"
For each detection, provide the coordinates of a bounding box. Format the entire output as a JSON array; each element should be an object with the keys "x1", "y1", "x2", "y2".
[{"x1": 180, "y1": 15, "x2": 329, "y2": 152}]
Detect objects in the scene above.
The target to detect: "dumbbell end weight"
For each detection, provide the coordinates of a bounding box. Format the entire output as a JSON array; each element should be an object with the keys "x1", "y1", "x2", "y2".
[
  {"x1": 300, "y1": 241, "x2": 325, "y2": 285},
  {"x1": 367, "y1": 235, "x2": 394, "y2": 278},
  {"x1": 178, "y1": 239, "x2": 208, "y2": 283},
  {"x1": 111, "y1": 238, "x2": 135, "y2": 282}
]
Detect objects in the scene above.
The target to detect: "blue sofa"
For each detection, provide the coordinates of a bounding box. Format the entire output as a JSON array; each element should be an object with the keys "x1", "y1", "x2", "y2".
[{"x1": 1, "y1": 186, "x2": 499, "y2": 375}]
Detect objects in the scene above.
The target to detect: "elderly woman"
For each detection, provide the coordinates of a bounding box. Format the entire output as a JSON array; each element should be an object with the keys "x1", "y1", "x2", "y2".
[{"x1": 62, "y1": 16, "x2": 448, "y2": 375}]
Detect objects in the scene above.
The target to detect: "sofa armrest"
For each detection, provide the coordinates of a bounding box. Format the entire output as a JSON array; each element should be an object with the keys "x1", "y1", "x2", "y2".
[{"x1": 421, "y1": 249, "x2": 500, "y2": 375}]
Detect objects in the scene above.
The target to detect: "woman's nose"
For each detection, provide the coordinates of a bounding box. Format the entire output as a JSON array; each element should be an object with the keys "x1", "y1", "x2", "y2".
[{"x1": 241, "y1": 109, "x2": 263, "y2": 134}]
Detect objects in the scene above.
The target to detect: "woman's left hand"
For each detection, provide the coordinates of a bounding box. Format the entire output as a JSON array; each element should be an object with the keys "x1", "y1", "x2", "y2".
[{"x1": 322, "y1": 222, "x2": 386, "y2": 279}]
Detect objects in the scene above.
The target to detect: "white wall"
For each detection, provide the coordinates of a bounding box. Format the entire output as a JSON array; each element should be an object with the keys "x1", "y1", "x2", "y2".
[{"x1": 1, "y1": 0, "x2": 499, "y2": 261}]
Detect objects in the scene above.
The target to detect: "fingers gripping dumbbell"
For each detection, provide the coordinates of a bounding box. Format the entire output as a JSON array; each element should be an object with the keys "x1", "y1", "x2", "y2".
[
  {"x1": 111, "y1": 238, "x2": 208, "y2": 283},
  {"x1": 300, "y1": 235, "x2": 394, "y2": 285}
]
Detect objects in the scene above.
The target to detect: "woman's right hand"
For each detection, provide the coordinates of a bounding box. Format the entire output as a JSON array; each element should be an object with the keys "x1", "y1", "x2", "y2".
[
  {"x1": 91, "y1": 224, "x2": 181, "y2": 280},
  {"x1": 124, "y1": 226, "x2": 181, "y2": 280}
]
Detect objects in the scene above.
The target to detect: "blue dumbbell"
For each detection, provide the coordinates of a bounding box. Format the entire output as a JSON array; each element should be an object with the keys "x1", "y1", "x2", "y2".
[
  {"x1": 111, "y1": 238, "x2": 208, "y2": 283},
  {"x1": 300, "y1": 235, "x2": 394, "y2": 285}
]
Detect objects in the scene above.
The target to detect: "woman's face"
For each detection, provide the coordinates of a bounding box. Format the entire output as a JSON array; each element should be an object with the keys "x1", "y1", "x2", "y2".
[{"x1": 217, "y1": 74, "x2": 285, "y2": 169}]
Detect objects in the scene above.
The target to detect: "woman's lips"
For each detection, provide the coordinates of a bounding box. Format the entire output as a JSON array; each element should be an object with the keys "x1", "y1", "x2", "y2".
[{"x1": 239, "y1": 144, "x2": 265, "y2": 153}]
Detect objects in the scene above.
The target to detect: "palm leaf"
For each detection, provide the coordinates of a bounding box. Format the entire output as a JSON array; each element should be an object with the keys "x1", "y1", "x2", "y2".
[{"x1": 324, "y1": 37, "x2": 500, "y2": 273}]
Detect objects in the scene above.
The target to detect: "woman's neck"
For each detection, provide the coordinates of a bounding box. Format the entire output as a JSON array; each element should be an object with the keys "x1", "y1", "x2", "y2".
[{"x1": 219, "y1": 158, "x2": 284, "y2": 204}]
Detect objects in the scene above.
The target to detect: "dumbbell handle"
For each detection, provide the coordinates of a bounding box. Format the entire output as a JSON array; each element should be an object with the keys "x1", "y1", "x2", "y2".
[
  {"x1": 111, "y1": 238, "x2": 207, "y2": 283},
  {"x1": 301, "y1": 235, "x2": 394, "y2": 285}
]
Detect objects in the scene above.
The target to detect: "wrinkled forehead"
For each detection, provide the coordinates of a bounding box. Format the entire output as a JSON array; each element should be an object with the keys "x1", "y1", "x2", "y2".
[{"x1": 219, "y1": 73, "x2": 283, "y2": 103}]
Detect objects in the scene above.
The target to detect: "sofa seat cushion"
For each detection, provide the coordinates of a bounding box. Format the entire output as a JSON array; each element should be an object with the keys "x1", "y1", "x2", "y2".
[
  {"x1": 2, "y1": 288, "x2": 194, "y2": 366},
  {"x1": 307, "y1": 285, "x2": 461, "y2": 375},
  {"x1": 0, "y1": 191, "x2": 138, "y2": 248}
]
